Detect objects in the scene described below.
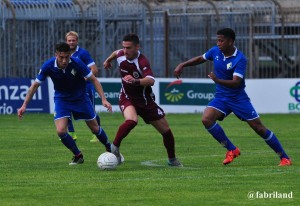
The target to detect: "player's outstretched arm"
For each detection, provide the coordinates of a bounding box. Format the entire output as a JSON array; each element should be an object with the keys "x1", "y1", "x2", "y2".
[
  {"x1": 174, "y1": 55, "x2": 206, "y2": 78},
  {"x1": 103, "y1": 50, "x2": 118, "y2": 69},
  {"x1": 208, "y1": 72, "x2": 242, "y2": 88},
  {"x1": 88, "y1": 75, "x2": 112, "y2": 112},
  {"x1": 18, "y1": 81, "x2": 40, "y2": 119},
  {"x1": 122, "y1": 75, "x2": 154, "y2": 87}
]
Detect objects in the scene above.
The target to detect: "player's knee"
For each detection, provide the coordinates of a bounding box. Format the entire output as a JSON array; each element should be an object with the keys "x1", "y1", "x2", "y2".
[
  {"x1": 56, "y1": 128, "x2": 67, "y2": 137},
  {"x1": 161, "y1": 127, "x2": 172, "y2": 135},
  {"x1": 202, "y1": 116, "x2": 212, "y2": 127},
  {"x1": 57, "y1": 131, "x2": 67, "y2": 137},
  {"x1": 252, "y1": 125, "x2": 266, "y2": 136},
  {"x1": 86, "y1": 119, "x2": 101, "y2": 133},
  {"x1": 91, "y1": 126, "x2": 100, "y2": 134}
]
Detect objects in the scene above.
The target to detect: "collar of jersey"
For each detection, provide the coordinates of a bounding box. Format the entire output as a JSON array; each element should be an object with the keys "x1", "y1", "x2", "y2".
[
  {"x1": 223, "y1": 47, "x2": 238, "y2": 59},
  {"x1": 54, "y1": 58, "x2": 72, "y2": 69},
  {"x1": 70, "y1": 46, "x2": 79, "y2": 56},
  {"x1": 126, "y1": 51, "x2": 140, "y2": 63}
]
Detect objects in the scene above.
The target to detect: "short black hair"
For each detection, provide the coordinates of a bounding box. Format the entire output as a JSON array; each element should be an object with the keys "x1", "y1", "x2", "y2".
[
  {"x1": 55, "y1": 42, "x2": 71, "y2": 52},
  {"x1": 123, "y1": 33, "x2": 140, "y2": 45},
  {"x1": 217, "y1": 28, "x2": 235, "y2": 42}
]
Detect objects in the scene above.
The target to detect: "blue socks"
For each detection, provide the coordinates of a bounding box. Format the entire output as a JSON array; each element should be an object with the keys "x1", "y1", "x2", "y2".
[
  {"x1": 67, "y1": 118, "x2": 75, "y2": 133},
  {"x1": 94, "y1": 127, "x2": 111, "y2": 151},
  {"x1": 207, "y1": 123, "x2": 236, "y2": 151},
  {"x1": 261, "y1": 130, "x2": 289, "y2": 159},
  {"x1": 207, "y1": 123, "x2": 289, "y2": 160},
  {"x1": 59, "y1": 133, "x2": 80, "y2": 155}
]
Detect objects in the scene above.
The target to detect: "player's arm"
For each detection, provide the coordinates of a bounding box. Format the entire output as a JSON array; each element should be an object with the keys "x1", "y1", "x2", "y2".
[
  {"x1": 208, "y1": 72, "x2": 242, "y2": 88},
  {"x1": 103, "y1": 50, "x2": 118, "y2": 69},
  {"x1": 139, "y1": 76, "x2": 154, "y2": 86},
  {"x1": 209, "y1": 57, "x2": 245, "y2": 88},
  {"x1": 18, "y1": 81, "x2": 40, "y2": 119},
  {"x1": 88, "y1": 74, "x2": 112, "y2": 112},
  {"x1": 122, "y1": 75, "x2": 154, "y2": 86},
  {"x1": 81, "y1": 50, "x2": 98, "y2": 76},
  {"x1": 89, "y1": 64, "x2": 98, "y2": 76},
  {"x1": 174, "y1": 55, "x2": 206, "y2": 78}
]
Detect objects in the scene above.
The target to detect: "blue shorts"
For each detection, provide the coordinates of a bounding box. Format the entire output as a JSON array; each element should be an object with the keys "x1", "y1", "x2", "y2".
[
  {"x1": 86, "y1": 82, "x2": 95, "y2": 108},
  {"x1": 54, "y1": 98, "x2": 96, "y2": 121},
  {"x1": 207, "y1": 97, "x2": 259, "y2": 121}
]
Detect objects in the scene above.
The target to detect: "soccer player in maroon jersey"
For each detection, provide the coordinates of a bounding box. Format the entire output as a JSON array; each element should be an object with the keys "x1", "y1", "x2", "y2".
[{"x1": 103, "y1": 33, "x2": 182, "y2": 167}]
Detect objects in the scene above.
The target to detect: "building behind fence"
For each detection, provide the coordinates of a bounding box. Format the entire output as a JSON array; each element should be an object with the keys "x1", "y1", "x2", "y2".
[{"x1": 1, "y1": 0, "x2": 300, "y2": 79}]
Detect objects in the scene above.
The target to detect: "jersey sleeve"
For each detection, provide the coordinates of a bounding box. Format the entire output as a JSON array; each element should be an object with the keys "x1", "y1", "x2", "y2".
[
  {"x1": 116, "y1": 49, "x2": 124, "y2": 58},
  {"x1": 85, "y1": 71, "x2": 93, "y2": 79},
  {"x1": 35, "y1": 64, "x2": 48, "y2": 84},
  {"x1": 80, "y1": 50, "x2": 95, "y2": 68},
  {"x1": 139, "y1": 56, "x2": 154, "y2": 79},
  {"x1": 233, "y1": 55, "x2": 247, "y2": 78},
  {"x1": 203, "y1": 47, "x2": 216, "y2": 61},
  {"x1": 72, "y1": 57, "x2": 94, "y2": 78}
]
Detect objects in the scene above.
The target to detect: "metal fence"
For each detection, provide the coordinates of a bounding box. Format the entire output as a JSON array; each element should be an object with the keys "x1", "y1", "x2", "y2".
[{"x1": 1, "y1": 0, "x2": 300, "y2": 79}]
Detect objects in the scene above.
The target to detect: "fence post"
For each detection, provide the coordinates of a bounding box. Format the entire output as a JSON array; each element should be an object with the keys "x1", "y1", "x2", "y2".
[
  {"x1": 3, "y1": 0, "x2": 16, "y2": 77},
  {"x1": 164, "y1": 11, "x2": 169, "y2": 77}
]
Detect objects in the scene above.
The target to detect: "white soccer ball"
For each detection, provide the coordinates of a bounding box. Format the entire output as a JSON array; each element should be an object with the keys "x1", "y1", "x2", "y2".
[{"x1": 97, "y1": 152, "x2": 118, "y2": 170}]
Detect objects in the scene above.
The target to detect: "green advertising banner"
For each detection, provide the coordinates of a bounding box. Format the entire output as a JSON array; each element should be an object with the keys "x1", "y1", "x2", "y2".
[
  {"x1": 95, "y1": 82, "x2": 121, "y2": 105},
  {"x1": 159, "y1": 80, "x2": 215, "y2": 105}
]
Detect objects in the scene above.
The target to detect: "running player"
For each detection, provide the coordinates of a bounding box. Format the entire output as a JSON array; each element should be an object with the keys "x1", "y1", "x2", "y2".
[
  {"x1": 103, "y1": 33, "x2": 182, "y2": 167},
  {"x1": 65, "y1": 31, "x2": 101, "y2": 143},
  {"x1": 174, "y1": 28, "x2": 291, "y2": 166},
  {"x1": 18, "y1": 42, "x2": 112, "y2": 165}
]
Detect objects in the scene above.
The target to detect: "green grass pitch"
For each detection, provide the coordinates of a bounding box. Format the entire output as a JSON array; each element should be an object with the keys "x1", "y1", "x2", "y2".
[{"x1": 0, "y1": 113, "x2": 299, "y2": 206}]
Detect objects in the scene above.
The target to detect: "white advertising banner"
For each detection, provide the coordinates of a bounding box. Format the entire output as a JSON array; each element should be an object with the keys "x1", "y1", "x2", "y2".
[
  {"x1": 245, "y1": 78, "x2": 300, "y2": 114},
  {"x1": 47, "y1": 78, "x2": 300, "y2": 114}
]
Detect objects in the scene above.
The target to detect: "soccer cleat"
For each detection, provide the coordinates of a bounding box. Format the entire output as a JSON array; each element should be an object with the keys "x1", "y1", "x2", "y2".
[
  {"x1": 168, "y1": 158, "x2": 183, "y2": 167},
  {"x1": 110, "y1": 143, "x2": 121, "y2": 165},
  {"x1": 279, "y1": 158, "x2": 292, "y2": 166},
  {"x1": 69, "y1": 154, "x2": 84, "y2": 165},
  {"x1": 120, "y1": 153, "x2": 125, "y2": 163},
  {"x1": 68, "y1": 132, "x2": 78, "y2": 141},
  {"x1": 90, "y1": 135, "x2": 99, "y2": 143},
  {"x1": 223, "y1": 147, "x2": 240, "y2": 165}
]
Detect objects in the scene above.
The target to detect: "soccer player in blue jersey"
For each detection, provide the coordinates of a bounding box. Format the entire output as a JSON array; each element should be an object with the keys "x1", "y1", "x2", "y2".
[
  {"x1": 65, "y1": 31, "x2": 100, "y2": 143},
  {"x1": 174, "y1": 28, "x2": 291, "y2": 166},
  {"x1": 18, "y1": 42, "x2": 112, "y2": 165}
]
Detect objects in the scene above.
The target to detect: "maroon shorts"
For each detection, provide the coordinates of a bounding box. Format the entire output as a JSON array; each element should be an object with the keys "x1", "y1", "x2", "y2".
[{"x1": 119, "y1": 94, "x2": 165, "y2": 124}]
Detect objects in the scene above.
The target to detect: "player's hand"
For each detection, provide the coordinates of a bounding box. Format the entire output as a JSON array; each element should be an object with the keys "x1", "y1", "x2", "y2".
[
  {"x1": 102, "y1": 100, "x2": 112, "y2": 112},
  {"x1": 208, "y1": 72, "x2": 217, "y2": 82},
  {"x1": 103, "y1": 61, "x2": 112, "y2": 69},
  {"x1": 122, "y1": 75, "x2": 135, "y2": 84},
  {"x1": 17, "y1": 106, "x2": 26, "y2": 120},
  {"x1": 174, "y1": 64, "x2": 184, "y2": 79}
]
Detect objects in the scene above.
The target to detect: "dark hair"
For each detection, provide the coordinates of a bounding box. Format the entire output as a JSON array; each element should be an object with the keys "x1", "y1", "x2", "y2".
[
  {"x1": 217, "y1": 28, "x2": 235, "y2": 42},
  {"x1": 123, "y1": 33, "x2": 140, "y2": 45},
  {"x1": 55, "y1": 42, "x2": 71, "y2": 52}
]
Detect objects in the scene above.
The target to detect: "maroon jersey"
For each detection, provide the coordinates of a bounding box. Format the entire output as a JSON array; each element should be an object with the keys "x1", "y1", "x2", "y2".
[{"x1": 116, "y1": 49, "x2": 155, "y2": 105}]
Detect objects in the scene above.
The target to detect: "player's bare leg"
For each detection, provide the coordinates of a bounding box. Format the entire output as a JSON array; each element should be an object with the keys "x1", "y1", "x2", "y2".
[
  {"x1": 202, "y1": 107, "x2": 239, "y2": 165},
  {"x1": 55, "y1": 117, "x2": 83, "y2": 165},
  {"x1": 247, "y1": 118, "x2": 291, "y2": 166},
  {"x1": 86, "y1": 119, "x2": 111, "y2": 152}
]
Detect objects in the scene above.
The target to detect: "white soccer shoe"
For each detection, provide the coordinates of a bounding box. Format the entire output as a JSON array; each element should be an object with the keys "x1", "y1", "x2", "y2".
[{"x1": 111, "y1": 143, "x2": 124, "y2": 165}]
